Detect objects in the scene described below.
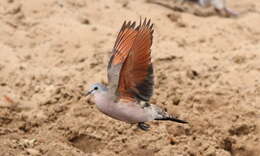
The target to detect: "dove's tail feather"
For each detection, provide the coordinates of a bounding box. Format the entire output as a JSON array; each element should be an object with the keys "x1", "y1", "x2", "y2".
[
  {"x1": 155, "y1": 116, "x2": 188, "y2": 124},
  {"x1": 150, "y1": 104, "x2": 188, "y2": 124}
]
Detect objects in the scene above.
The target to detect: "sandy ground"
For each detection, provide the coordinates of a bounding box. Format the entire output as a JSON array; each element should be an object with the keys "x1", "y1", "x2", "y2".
[{"x1": 0, "y1": 0, "x2": 260, "y2": 155}]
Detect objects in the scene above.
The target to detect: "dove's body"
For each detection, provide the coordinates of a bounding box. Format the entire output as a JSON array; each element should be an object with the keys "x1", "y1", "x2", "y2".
[
  {"x1": 86, "y1": 19, "x2": 187, "y2": 130},
  {"x1": 94, "y1": 91, "x2": 154, "y2": 123}
]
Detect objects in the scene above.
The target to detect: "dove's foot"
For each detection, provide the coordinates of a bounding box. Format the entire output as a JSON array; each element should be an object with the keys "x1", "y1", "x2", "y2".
[{"x1": 138, "y1": 122, "x2": 150, "y2": 131}]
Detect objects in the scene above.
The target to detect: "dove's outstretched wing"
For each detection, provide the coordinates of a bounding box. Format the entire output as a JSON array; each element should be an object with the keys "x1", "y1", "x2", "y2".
[{"x1": 108, "y1": 18, "x2": 154, "y2": 102}]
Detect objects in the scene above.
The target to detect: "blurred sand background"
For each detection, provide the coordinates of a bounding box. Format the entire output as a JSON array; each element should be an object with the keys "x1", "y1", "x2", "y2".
[{"x1": 0, "y1": 0, "x2": 260, "y2": 155}]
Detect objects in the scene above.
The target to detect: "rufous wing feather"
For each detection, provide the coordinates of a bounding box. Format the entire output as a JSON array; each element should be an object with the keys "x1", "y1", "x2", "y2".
[
  {"x1": 118, "y1": 18, "x2": 154, "y2": 101},
  {"x1": 108, "y1": 21, "x2": 138, "y2": 68},
  {"x1": 107, "y1": 21, "x2": 139, "y2": 96}
]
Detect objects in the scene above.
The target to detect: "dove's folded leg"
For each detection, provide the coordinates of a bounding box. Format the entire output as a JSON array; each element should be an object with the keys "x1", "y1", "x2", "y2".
[{"x1": 138, "y1": 122, "x2": 150, "y2": 131}]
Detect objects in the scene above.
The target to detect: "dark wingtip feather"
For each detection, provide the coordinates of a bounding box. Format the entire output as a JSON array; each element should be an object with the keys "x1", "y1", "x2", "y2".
[
  {"x1": 150, "y1": 23, "x2": 154, "y2": 29},
  {"x1": 126, "y1": 21, "x2": 131, "y2": 27},
  {"x1": 147, "y1": 18, "x2": 151, "y2": 26},
  {"x1": 121, "y1": 17, "x2": 153, "y2": 32},
  {"x1": 143, "y1": 18, "x2": 147, "y2": 27},
  {"x1": 121, "y1": 18, "x2": 154, "y2": 29},
  {"x1": 131, "y1": 21, "x2": 136, "y2": 28},
  {"x1": 120, "y1": 21, "x2": 127, "y2": 32}
]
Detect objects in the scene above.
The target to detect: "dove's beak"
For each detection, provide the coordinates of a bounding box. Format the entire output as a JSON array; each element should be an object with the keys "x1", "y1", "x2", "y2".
[{"x1": 85, "y1": 89, "x2": 94, "y2": 96}]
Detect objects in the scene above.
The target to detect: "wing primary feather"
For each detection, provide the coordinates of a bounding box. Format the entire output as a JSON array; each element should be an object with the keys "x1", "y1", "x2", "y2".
[
  {"x1": 137, "y1": 17, "x2": 142, "y2": 29},
  {"x1": 115, "y1": 29, "x2": 136, "y2": 52},
  {"x1": 119, "y1": 21, "x2": 127, "y2": 35},
  {"x1": 130, "y1": 21, "x2": 136, "y2": 28},
  {"x1": 143, "y1": 18, "x2": 147, "y2": 26},
  {"x1": 113, "y1": 21, "x2": 127, "y2": 50},
  {"x1": 150, "y1": 23, "x2": 154, "y2": 29},
  {"x1": 147, "y1": 18, "x2": 151, "y2": 27},
  {"x1": 114, "y1": 22, "x2": 139, "y2": 52},
  {"x1": 115, "y1": 21, "x2": 137, "y2": 50},
  {"x1": 114, "y1": 24, "x2": 136, "y2": 51},
  {"x1": 139, "y1": 17, "x2": 142, "y2": 26},
  {"x1": 116, "y1": 30, "x2": 136, "y2": 50},
  {"x1": 108, "y1": 20, "x2": 136, "y2": 69},
  {"x1": 127, "y1": 21, "x2": 131, "y2": 27}
]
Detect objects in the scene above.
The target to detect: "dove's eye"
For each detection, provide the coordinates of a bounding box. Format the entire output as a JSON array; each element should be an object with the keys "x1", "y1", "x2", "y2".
[{"x1": 94, "y1": 86, "x2": 98, "y2": 90}]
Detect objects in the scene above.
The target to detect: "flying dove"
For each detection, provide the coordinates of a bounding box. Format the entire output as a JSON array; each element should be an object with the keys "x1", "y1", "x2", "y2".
[{"x1": 86, "y1": 19, "x2": 188, "y2": 131}]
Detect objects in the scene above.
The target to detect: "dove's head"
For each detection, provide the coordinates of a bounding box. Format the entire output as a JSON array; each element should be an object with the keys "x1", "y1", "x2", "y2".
[{"x1": 85, "y1": 83, "x2": 107, "y2": 96}]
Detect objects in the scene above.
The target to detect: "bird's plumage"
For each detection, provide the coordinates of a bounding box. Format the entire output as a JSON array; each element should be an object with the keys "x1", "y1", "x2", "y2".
[
  {"x1": 108, "y1": 19, "x2": 154, "y2": 102},
  {"x1": 86, "y1": 18, "x2": 187, "y2": 131}
]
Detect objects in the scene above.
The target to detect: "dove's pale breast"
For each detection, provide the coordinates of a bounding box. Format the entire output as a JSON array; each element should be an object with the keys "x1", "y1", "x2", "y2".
[{"x1": 94, "y1": 92, "x2": 155, "y2": 123}]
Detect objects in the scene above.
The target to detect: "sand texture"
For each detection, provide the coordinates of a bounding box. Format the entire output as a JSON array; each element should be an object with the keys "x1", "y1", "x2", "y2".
[{"x1": 0, "y1": 0, "x2": 260, "y2": 155}]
